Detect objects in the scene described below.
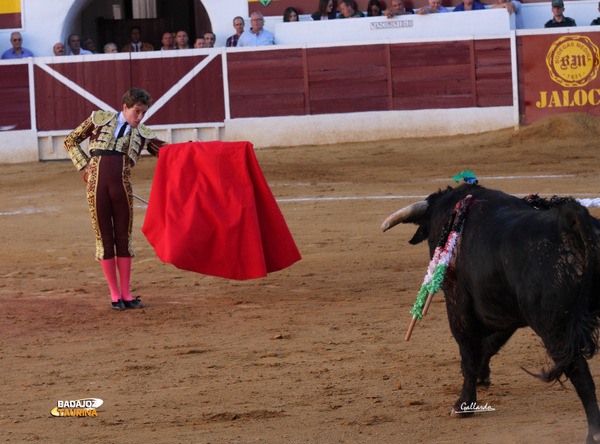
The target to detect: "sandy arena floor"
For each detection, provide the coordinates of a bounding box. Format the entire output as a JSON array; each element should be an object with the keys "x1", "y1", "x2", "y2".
[{"x1": 1, "y1": 113, "x2": 600, "y2": 443}]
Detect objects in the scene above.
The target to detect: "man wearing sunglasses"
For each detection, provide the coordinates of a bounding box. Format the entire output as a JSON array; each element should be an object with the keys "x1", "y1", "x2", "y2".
[{"x1": 1, "y1": 32, "x2": 34, "y2": 59}]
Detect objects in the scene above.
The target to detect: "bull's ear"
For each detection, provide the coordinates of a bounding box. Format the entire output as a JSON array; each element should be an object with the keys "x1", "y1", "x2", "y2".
[{"x1": 409, "y1": 225, "x2": 428, "y2": 245}]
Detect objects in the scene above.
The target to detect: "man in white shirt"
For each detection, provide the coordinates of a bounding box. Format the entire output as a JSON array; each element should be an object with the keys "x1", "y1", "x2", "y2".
[
  {"x1": 237, "y1": 12, "x2": 274, "y2": 47},
  {"x1": 68, "y1": 34, "x2": 92, "y2": 56},
  {"x1": 416, "y1": 0, "x2": 449, "y2": 14}
]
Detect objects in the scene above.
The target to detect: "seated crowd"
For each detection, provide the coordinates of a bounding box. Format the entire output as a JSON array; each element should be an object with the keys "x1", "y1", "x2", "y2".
[{"x1": 1, "y1": 0, "x2": 597, "y2": 58}]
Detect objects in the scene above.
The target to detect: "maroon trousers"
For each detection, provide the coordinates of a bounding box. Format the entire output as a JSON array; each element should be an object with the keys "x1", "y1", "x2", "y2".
[{"x1": 86, "y1": 154, "x2": 133, "y2": 260}]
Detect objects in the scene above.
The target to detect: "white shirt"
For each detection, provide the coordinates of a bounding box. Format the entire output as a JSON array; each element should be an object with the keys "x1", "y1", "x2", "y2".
[
  {"x1": 70, "y1": 48, "x2": 92, "y2": 56},
  {"x1": 237, "y1": 28, "x2": 275, "y2": 47},
  {"x1": 113, "y1": 113, "x2": 131, "y2": 138}
]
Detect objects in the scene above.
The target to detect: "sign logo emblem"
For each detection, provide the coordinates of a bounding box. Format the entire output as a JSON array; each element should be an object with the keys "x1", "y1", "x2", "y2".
[
  {"x1": 259, "y1": 0, "x2": 272, "y2": 6},
  {"x1": 546, "y1": 35, "x2": 600, "y2": 88},
  {"x1": 51, "y1": 398, "x2": 103, "y2": 417}
]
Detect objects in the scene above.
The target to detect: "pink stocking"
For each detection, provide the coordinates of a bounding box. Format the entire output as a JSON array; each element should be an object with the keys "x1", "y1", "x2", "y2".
[
  {"x1": 101, "y1": 258, "x2": 121, "y2": 302},
  {"x1": 116, "y1": 256, "x2": 133, "y2": 301}
]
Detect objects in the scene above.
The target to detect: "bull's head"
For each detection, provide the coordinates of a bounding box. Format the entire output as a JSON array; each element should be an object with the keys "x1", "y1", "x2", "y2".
[
  {"x1": 382, "y1": 186, "x2": 475, "y2": 247},
  {"x1": 381, "y1": 200, "x2": 430, "y2": 244}
]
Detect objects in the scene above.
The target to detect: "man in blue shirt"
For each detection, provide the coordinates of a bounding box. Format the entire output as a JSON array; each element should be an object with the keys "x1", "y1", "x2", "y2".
[
  {"x1": 454, "y1": 0, "x2": 486, "y2": 11},
  {"x1": 238, "y1": 12, "x2": 274, "y2": 47},
  {"x1": 1, "y1": 32, "x2": 34, "y2": 59}
]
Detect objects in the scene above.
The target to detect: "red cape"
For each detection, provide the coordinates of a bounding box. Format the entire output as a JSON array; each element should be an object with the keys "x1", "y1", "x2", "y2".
[{"x1": 142, "y1": 141, "x2": 301, "y2": 280}]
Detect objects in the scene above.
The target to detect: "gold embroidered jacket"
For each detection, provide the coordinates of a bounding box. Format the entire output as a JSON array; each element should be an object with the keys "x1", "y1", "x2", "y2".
[{"x1": 63, "y1": 110, "x2": 167, "y2": 170}]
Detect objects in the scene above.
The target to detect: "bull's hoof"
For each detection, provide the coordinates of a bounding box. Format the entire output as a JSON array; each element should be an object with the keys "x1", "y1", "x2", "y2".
[
  {"x1": 450, "y1": 408, "x2": 473, "y2": 418},
  {"x1": 587, "y1": 428, "x2": 600, "y2": 443}
]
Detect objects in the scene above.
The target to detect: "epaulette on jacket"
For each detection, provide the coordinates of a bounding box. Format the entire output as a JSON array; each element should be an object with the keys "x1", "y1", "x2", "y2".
[
  {"x1": 92, "y1": 110, "x2": 117, "y2": 126},
  {"x1": 137, "y1": 123, "x2": 156, "y2": 139}
]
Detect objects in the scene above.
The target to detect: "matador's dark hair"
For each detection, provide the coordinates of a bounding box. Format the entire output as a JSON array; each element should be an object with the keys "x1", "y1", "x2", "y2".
[{"x1": 122, "y1": 88, "x2": 152, "y2": 108}]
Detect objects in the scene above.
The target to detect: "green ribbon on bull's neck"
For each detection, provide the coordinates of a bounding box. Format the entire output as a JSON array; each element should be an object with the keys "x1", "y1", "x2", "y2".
[{"x1": 452, "y1": 171, "x2": 478, "y2": 185}]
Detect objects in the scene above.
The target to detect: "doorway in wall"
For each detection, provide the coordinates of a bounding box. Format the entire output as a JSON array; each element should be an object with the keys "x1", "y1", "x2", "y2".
[{"x1": 80, "y1": 0, "x2": 211, "y2": 52}]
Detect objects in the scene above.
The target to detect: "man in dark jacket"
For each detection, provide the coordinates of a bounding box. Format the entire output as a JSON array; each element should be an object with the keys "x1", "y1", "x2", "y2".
[{"x1": 544, "y1": 0, "x2": 576, "y2": 27}]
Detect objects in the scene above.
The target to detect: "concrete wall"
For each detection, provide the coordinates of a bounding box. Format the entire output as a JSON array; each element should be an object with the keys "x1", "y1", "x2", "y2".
[
  {"x1": 276, "y1": 9, "x2": 510, "y2": 44},
  {"x1": 222, "y1": 107, "x2": 515, "y2": 148},
  {"x1": 0, "y1": 106, "x2": 515, "y2": 164},
  {"x1": 0, "y1": 130, "x2": 38, "y2": 164}
]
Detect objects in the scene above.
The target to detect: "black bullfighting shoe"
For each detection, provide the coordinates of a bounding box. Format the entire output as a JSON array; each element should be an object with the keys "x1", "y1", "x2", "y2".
[
  {"x1": 111, "y1": 300, "x2": 126, "y2": 311},
  {"x1": 123, "y1": 297, "x2": 144, "y2": 309}
]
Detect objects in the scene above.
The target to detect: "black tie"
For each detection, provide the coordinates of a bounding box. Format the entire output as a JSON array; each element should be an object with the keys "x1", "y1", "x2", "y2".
[{"x1": 117, "y1": 123, "x2": 128, "y2": 139}]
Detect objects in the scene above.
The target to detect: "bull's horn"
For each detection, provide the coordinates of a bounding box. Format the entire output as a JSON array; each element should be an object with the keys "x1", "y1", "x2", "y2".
[{"x1": 381, "y1": 201, "x2": 428, "y2": 232}]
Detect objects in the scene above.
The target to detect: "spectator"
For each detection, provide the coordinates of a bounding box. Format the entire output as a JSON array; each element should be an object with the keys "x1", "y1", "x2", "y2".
[
  {"x1": 416, "y1": 0, "x2": 449, "y2": 14},
  {"x1": 194, "y1": 37, "x2": 206, "y2": 48},
  {"x1": 453, "y1": 0, "x2": 486, "y2": 11},
  {"x1": 68, "y1": 34, "x2": 92, "y2": 56},
  {"x1": 384, "y1": 0, "x2": 414, "y2": 18},
  {"x1": 160, "y1": 32, "x2": 175, "y2": 50},
  {"x1": 121, "y1": 26, "x2": 154, "y2": 52},
  {"x1": 237, "y1": 12, "x2": 275, "y2": 47},
  {"x1": 204, "y1": 32, "x2": 216, "y2": 47},
  {"x1": 104, "y1": 42, "x2": 118, "y2": 53},
  {"x1": 53, "y1": 42, "x2": 66, "y2": 56},
  {"x1": 176, "y1": 30, "x2": 190, "y2": 49},
  {"x1": 82, "y1": 36, "x2": 98, "y2": 53},
  {"x1": 544, "y1": 0, "x2": 576, "y2": 27},
  {"x1": 338, "y1": 0, "x2": 365, "y2": 18},
  {"x1": 226, "y1": 16, "x2": 245, "y2": 47},
  {"x1": 312, "y1": 0, "x2": 338, "y2": 20},
  {"x1": 491, "y1": 0, "x2": 522, "y2": 28},
  {"x1": 367, "y1": 0, "x2": 383, "y2": 16},
  {"x1": 1, "y1": 32, "x2": 34, "y2": 59},
  {"x1": 592, "y1": 1, "x2": 600, "y2": 25},
  {"x1": 284, "y1": 7, "x2": 299, "y2": 22}
]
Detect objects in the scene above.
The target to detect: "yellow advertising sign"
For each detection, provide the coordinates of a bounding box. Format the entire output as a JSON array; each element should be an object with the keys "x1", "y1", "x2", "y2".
[
  {"x1": 545, "y1": 35, "x2": 600, "y2": 88},
  {"x1": 0, "y1": 0, "x2": 21, "y2": 14},
  {"x1": 533, "y1": 35, "x2": 600, "y2": 110}
]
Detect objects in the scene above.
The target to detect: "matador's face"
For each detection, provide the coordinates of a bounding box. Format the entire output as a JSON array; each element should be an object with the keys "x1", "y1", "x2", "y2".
[{"x1": 122, "y1": 103, "x2": 148, "y2": 128}]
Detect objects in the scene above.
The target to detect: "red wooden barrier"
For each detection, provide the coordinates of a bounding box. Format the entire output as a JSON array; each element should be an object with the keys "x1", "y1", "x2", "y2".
[
  {"x1": 0, "y1": 39, "x2": 513, "y2": 133},
  {"x1": 0, "y1": 64, "x2": 29, "y2": 131}
]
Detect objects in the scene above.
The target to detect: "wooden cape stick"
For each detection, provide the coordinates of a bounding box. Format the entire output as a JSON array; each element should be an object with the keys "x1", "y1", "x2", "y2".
[
  {"x1": 405, "y1": 292, "x2": 435, "y2": 341},
  {"x1": 405, "y1": 317, "x2": 418, "y2": 341}
]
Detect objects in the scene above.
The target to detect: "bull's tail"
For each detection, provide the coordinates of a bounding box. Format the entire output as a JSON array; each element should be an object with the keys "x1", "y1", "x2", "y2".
[
  {"x1": 540, "y1": 311, "x2": 599, "y2": 383},
  {"x1": 540, "y1": 202, "x2": 599, "y2": 383}
]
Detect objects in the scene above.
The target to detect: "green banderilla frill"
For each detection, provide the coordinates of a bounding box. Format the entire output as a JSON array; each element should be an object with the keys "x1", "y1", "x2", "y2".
[{"x1": 410, "y1": 263, "x2": 448, "y2": 319}]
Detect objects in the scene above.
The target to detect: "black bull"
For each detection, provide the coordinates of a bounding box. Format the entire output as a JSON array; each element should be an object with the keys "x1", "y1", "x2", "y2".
[{"x1": 382, "y1": 184, "x2": 600, "y2": 443}]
